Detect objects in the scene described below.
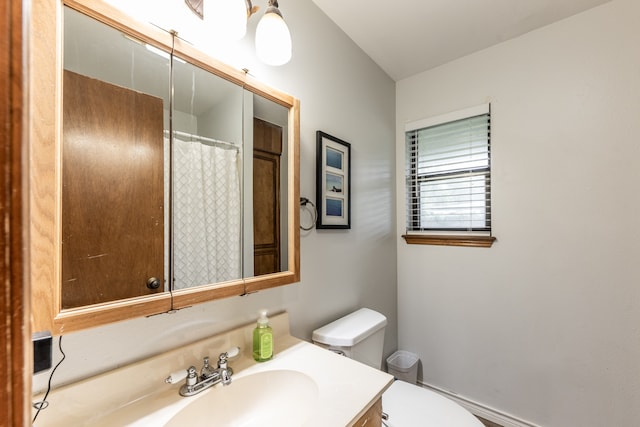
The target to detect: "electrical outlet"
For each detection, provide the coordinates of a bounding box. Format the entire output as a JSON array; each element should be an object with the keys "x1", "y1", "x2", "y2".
[{"x1": 33, "y1": 331, "x2": 52, "y2": 374}]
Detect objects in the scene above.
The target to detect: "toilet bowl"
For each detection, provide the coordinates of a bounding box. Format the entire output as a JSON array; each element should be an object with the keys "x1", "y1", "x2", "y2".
[
  {"x1": 312, "y1": 308, "x2": 483, "y2": 427},
  {"x1": 382, "y1": 380, "x2": 483, "y2": 427}
]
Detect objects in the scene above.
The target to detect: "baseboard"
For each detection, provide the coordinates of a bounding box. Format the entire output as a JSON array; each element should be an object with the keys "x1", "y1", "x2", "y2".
[{"x1": 417, "y1": 381, "x2": 541, "y2": 427}]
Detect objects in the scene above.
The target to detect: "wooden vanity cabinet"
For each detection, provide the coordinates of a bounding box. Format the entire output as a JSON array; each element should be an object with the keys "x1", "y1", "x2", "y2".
[{"x1": 352, "y1": 397, "x2": 383, "y2": 427}]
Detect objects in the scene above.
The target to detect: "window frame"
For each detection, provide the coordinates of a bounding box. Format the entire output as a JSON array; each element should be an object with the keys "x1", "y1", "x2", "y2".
[{"x1": 403, "y1": 104, "x2": 496, "y2": 248}]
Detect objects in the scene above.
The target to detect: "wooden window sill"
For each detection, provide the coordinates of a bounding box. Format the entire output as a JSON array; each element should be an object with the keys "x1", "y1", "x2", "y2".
[{"x1": 402, "y1": 234, "x2": 496, "y2": 248}]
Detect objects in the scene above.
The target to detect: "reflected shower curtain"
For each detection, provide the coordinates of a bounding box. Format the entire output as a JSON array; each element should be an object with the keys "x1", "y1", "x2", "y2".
[{"x1": 172, "y1": 135, "x2": 241, "y2": 289}]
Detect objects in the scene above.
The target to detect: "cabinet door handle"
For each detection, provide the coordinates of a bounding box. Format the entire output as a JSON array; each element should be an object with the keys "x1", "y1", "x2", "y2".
[{"x1": 146, "y1": 277, "x2": 161, "y2": 290}]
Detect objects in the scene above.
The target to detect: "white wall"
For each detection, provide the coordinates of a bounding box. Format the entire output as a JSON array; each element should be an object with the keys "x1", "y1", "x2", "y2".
[
  {"x1": 196, "y1": 91, "x2": 243, "y2": 144},
  {"x1": 34, "y1": 0, "x2": 396, "y2": 393},
  {"x1": 395, "y1": 0, "x2": 640, "y2": 426}
]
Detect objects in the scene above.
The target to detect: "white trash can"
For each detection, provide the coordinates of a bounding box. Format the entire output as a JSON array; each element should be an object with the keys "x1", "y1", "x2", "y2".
[{"x1": 386, "y1": 350, "x2": 419, "y2": 384}]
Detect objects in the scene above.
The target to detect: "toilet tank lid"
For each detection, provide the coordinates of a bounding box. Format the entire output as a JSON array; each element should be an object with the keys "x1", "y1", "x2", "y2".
[{"x1": 312, "y1": 308, "x2": 387, "y2": 347}]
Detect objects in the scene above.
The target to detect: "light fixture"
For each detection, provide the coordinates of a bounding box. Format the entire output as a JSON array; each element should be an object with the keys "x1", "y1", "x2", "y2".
[
  {"x1": 213, "y1": 0, "x2": 249, "y2": 40},
  {"x1": 185, "y1": 0, "x2": 204, "y2": 19},
  {"x1": 184, "y1": 0, "x2": 292, "y2": 66},
  {"x1": 255, "y1": 0, "x2": 292, "y2": 66},
  {"x1": 186, "y1": 0, "x2": 248, "y2": 40}
]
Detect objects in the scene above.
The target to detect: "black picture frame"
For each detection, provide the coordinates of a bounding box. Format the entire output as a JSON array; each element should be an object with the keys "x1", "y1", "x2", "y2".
[{"x1": 316, "y1": 131, "x2": 351, "y2": 229}]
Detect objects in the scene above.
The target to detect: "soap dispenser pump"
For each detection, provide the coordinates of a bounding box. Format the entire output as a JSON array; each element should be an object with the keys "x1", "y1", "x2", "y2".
[{"x1": 253, "y1": 309, "x2": 273, "y2": 362}]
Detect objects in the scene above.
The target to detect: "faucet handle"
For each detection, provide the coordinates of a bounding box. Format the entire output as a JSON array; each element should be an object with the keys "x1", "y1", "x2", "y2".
[
  {"x1": 225, "y1": 346, "x2": 240, "y2": 359},
  {"x1": 165, "y1": 369, "x2": 188, "y2": 384},
  {"x1": 217, "y1": 346, "x2": 240, "y2": 366},
  {"x1": 218, "y1": 347, "x2": 239, "y2": 386},
  {"x1": 185, "y1": 366, "x2": 198, "y2": 386}
]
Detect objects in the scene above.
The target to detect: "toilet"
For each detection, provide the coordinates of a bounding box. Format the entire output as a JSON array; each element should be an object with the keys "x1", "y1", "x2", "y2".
[{"x1": 312, "y1": 308, "x2": 484, "y2": 427}]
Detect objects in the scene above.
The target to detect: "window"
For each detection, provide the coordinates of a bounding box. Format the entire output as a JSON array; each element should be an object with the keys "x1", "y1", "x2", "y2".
[{"x1": 403, "y1": 104, "x2": 495, "y2": 247}]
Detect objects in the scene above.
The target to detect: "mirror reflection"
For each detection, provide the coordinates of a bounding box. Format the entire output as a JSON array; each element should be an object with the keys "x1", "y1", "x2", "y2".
[
  {"x1": 62, "y1": 7, "x2": 170, "y2": 308},
  {"x1": 170, "y1": 58, "x2": 243, "y2": 290},
  {"x1": 248, "y1": 94, "x2": 289, "y2": 277},
  {"x1": 61, "y1": 7, "x2": 293, "y2": 309}
]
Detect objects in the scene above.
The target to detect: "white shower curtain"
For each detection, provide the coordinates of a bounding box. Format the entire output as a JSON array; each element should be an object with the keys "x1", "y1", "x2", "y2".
[{"x1": 171, "y1": 134, "x2": 241, "y2": 289}]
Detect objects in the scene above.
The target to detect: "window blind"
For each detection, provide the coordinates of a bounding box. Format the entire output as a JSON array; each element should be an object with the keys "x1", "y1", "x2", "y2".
[{"x1": 405, "y1": 106, "x2": 491, "y2": 233}]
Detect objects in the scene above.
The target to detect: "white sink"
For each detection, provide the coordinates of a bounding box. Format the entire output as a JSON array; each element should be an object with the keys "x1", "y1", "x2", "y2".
[
  {"x1": 164, "y1": 370, "x2": 319, "y2": 427},
  {"x1": 33, "y1": 337, "x2": 393, "y2": 427}
]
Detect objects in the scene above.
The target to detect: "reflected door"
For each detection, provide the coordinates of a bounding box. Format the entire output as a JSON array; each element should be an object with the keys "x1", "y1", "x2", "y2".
[
  {"x1": 61, "y1": 70, "x2": 165, "y2": 308},
  {"x1": 253, "y1": 117, "x2": 282, "y2": 275}
]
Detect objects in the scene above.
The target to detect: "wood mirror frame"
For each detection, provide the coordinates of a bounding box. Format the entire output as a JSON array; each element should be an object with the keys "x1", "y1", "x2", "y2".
[{"x1": 29, "y1": 0, "x2": 300, "y2": 335}]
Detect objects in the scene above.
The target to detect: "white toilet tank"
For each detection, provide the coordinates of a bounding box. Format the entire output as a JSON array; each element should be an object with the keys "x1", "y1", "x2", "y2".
[{"x1": 312, "y1": 308, "x2": 387, "y2": 370}]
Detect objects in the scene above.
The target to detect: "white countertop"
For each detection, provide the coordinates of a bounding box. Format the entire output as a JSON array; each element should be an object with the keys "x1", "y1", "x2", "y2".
[{"x1": 33, "y1": 312, "x2": 393, "y2": 427}]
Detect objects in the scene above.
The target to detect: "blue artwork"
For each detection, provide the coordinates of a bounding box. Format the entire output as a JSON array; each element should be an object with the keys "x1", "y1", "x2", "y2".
[
  {"x1": 326, "y1": 147, "x2": 343, "y2": 170},
  {"x1": 316, "y1": 131, "x2": 351, "y2": 229},
  {"x1": 326, "y1": 198, "x2": 343, "y2": 217},
  {"x1": 326, "y1": 173, "x2": 343, "y2": 193}
]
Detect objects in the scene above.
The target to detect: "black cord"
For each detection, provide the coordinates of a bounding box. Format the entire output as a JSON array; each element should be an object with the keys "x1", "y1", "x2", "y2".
[
  {"x1": 300, "y1": 197, "x2": 317, "y2": 231},
  {"x1": 32, "y1": 336, "x2": 66, "y2": 424}
]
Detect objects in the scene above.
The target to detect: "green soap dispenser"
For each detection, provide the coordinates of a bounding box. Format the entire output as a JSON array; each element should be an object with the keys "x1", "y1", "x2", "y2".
[{"x1": 253, "y1": 309, "x2": 273, "y2": 362}]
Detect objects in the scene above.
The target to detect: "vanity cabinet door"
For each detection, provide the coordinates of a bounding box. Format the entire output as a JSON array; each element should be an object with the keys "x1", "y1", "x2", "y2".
[
  {"x1": 352, "y1": 397, "x2": 383, "y2": 427},
  {"x1": 61, "y1": 70, "x2": 165, "y2": 308}
]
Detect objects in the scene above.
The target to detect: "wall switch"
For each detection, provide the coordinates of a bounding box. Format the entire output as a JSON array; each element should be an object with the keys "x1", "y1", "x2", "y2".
[{"x1": 33, "y1": 331, "x2": 52, "y2": 374}]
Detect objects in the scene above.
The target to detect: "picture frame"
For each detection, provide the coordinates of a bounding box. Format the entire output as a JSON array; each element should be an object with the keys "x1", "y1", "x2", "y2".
[{"x1": 316, "y1": 131, "x2": 351, "y2": 229}]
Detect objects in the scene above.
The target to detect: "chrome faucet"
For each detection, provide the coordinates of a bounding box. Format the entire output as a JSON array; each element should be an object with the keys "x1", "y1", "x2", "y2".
[
  {"x1": 217, "y1": 351, "x2": 233, "y2": 386},
  {"x1": 165, "y1": 347, "x2": 240, "y2": 397}
]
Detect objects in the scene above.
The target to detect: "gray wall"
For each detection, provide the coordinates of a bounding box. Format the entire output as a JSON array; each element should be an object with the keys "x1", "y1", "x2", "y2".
[
  {"x1": 34, "y1": 0, "x2": 396, "y2": 392},
  {"x1": 395, "y1": 0, "x2": 640, "y2": 425}
]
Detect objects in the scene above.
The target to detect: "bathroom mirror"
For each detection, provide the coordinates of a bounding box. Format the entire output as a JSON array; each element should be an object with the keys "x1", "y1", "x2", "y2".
[
  {"x1": 170, "y1": 50, "x2": 244, "y2": 291},
  {"x1": 246, "y1": 92, "x2": 290, "y2": 278},
  {"x1": 29, "y1": 0, "x2": 299, "y2": 334},
  {"x1": 61, "y1": 6, "x2": 172, "y2": 308}
]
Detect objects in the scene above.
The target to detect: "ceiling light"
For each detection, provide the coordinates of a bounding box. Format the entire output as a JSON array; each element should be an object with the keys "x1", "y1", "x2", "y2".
[{"x1": 255, "y1": 0, "x2": 292, "y2": 66}]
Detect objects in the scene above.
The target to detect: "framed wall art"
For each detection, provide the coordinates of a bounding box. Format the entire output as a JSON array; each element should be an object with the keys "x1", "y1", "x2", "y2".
[{"x1": 316, "y1": 131, "x2": 351, "y2": 229}]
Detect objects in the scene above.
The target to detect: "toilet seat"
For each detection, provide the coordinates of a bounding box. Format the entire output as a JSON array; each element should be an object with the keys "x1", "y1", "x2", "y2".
[{"x1": 382, "y1": 380, "x2": 484, "y2": 427}]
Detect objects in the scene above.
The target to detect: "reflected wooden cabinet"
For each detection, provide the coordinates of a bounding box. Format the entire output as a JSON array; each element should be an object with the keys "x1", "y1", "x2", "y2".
[{"x1": 61, "y1": 70, "x2": 165, "y2": 308}]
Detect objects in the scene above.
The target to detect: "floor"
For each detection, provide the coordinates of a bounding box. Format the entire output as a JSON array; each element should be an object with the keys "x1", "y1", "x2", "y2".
[{"x1": 477, "y1": 416, "x2": 503, "y2": 427}]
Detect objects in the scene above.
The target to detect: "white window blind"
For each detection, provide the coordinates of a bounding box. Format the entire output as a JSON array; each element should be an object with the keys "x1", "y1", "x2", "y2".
[{"x1": 405, "y1": 105, "x2": 491, "y2": 233}]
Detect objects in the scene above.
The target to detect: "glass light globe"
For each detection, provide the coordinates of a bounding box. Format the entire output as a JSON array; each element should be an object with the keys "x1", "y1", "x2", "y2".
[
  {"x1": 255, "y1": 11, "x2": 292, "y2": 66},
  {"x1": 209, "y1": 0, "x2": 248, "y2": 41}
]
